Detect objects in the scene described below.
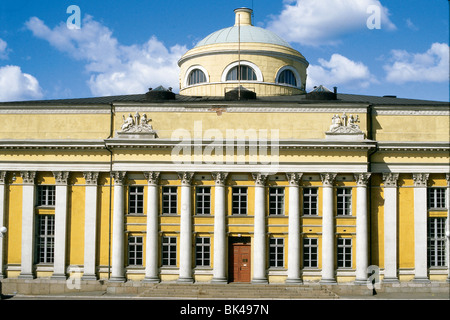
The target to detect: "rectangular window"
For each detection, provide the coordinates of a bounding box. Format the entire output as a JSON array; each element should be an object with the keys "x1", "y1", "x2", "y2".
[
  {"x1": 195, "y1": 237, "x2": 211, "y2": 267},
  {"x1": 36, "y1": 215, "x2": 55, "y2": 264},
  {"x1": 303, "y1": 187, "x2": 318, "y2": 216},
  {"x1": 428, "y1": 188, "x2": 447, "y2": 210},
  {"x1": 37, "y1": 185, "x2": 56, "y2": 207},
  {"x1": 337, "y1": 238, "x2": 352, "y2": 268},
  {"x1": 269, "y1": 187, "x2": 284, "y2": 215},
  {"x1": 129, "y1": 186, "x2": 144, "y2": 214},
  {"x1": 162, "y1": 236, "x2": 177, "y2": 266},
  {"x1": 232, "y1": 187, "x2": 247, "y2": 215},
  {"x1": 196, "y1": 187, "x2": 211, "y2": 215},
  {"x1": 303, "y1": 238, "x2": 318, "y2": 268},
  {"x1": 269, "y1": 238, "x2": 284, "y2": 268},
  {"x1": 428, "y1": 218, "x2": 447, "y2": 267},
  {"x1": 337, "y1": 188, "x2": 352, "y2": 216},
  {"x1": 128, "y1": 236, "x2": 143, "y2": 266},
  {"x1": 162, "y1": 186, "x2": 177, "y2": 215}
]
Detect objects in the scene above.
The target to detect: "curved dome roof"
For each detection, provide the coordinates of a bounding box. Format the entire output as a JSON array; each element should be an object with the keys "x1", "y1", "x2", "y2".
[{"x1": 195, "y1": 25, "x2": 293, "y2": 49}]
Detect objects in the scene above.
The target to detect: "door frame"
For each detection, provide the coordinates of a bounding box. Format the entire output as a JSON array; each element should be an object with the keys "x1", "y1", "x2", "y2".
[{"x1": 228, "y1": 237, "x2": 251, "y2": 283}]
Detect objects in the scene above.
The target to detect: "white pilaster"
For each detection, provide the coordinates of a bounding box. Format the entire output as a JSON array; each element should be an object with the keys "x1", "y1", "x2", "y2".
[
  {"x1": 51, "y1": 172, "x2": 70, "y2": 279},
  {"x1": 0, "y1": 172, "x2": 7, "y2": 279},
  {"x1": 82, "y1": 172, "x2": 99, "y2": 280},
  {"x1": 320, "y1": 173, "x2": 337, "y2": 284},
  {"x1": 178, "y1": 172, "x2": 194, "y2": 283},
  {"x1": 354, "y1": 173, "x2": 371, "y2": 284},
  {"x1": 413, "y1": 173, "x2": 430, "y2": 282},
  {"x1": 211, "y1": 172, "x2": 228, "y2": 284},
  {"x1": 110, "y1": 171, "x2": 126, "y2": 282},
  {"x1": 286, "y1": 173, "x2": 303, "y2": 284},
  {"x1": 382, "y1": 173, "x2": 399, "y2": 282},
  {"x1": 446, "y1": 174, "x2": 450, "y2": 283},
  {"x1": 252, "y1": 173, "x2": 268, "y2": 284},
  {"x1": 19, "y1": 171, "x2": 36, "y2": 279},
  {"x1": 143, "y1": 172, "x2": 160, "y2": 283}
]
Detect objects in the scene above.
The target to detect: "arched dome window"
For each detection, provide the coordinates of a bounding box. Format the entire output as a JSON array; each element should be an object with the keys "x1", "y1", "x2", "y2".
[
  {"x1": 188, "y1": 69, "x2": 207, "y2": 85},
  {"x1": 276, "y1": 66, "x2": 301, "y2": 88},
  {"x1": 226, "y1": 65, "x2": 257, "y2": 81}
]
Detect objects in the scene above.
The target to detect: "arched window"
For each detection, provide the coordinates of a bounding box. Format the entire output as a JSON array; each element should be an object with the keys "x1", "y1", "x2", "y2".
[
  {"x1": 277, "y1": 69, "x2": 297, "y2": 87},
  {"x1": 226, "y1": 65, "x2": 257, "y2": 81},
  {"x1": 188, "y1": 69, "x2": 207, "y2": 85}
]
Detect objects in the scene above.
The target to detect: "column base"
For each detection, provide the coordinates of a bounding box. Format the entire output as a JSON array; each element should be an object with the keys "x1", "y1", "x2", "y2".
[
  {"x1": 285, "y1": 278, "x2": 303, "y2": 285},
  {"x1": 446, "y1": 278, "x2": 450, "y2": 283},
  {"x1": 319, "y1": 278, "x2": 337, "y2": 285},
  {"x1": 51, "y1": 274, "x2": 67, "y2": 280},
  {"x1": 412, "y1": 277, "x2": 430, "y2": 284},
  {"x1": 81, "y1": 274, "x2": 98, "y2": 281},
  {"x1": 142, "y1": 277, "x2": 160, "y2": 284},
  {"x1": 18, "y1": 273, "x2": 35, "y2": 280},
  {"x1": 177, "y1": 277, "x2": 194, "y2": 284},
  {"x1": 382, "y1": 277, "x2": 399, "y2": 283},
  {"x1": 354, "y1": 279, "x2": 369, "y2": 286},
  {"x1": 109, "y1": 277, "x2": 126, "y2": 283},
  {"x1": 251, "y1": 278, "x2": 268, "y2": 284},
  {"x1": 211, "y1": 277, "x2": 228, "y2": 284}
]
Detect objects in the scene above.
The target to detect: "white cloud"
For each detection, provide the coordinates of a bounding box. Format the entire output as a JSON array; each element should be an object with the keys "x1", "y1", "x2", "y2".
[
  {"x1": 267, "y1": 0, "x2": 396, "y2": 46},
  {"x1": 0, "y1": 65, "x2": 43, "y2": 102},
  {"x1": 0, "y1": 39, "x2": 10, "y2": 59},
  {"x1": 384, "y1": 42, "x2": 449, "y2": 84},
  {"x1": 307, "y1": 54, "x2": 376, "y2": 90},
  {"x1": 25, "y1": 15, "x2": 187, "y2": 96}
]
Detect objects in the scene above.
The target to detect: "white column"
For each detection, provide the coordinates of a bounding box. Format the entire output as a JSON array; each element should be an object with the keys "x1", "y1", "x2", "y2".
[
  {"x1": 143, "y1": 172, "x2": 160, "y2": 283},
  {"x1": 446, "y1": 173, "x2": 450, "y2": 283},
  {"x1": 413, "y1": 173, "x2": 430, "y2": 282},
  {"x1": 19, "y1": 171, "x2": 36, "y2": 279},
  {"x1": 320, "y1": 173, "x2": 337, "y2": 284},
  {"x1": 178, "y1": 172, "x2": 194, "y2": 283},
  {"x1": 252, "y1": 173, "x2": 268, "y2": 284},
  {"x1": 0, "y1": 172, "x2": 7, "y2": 279},
  {"x1": 82, "y1": 172, "x2": 99, "y2": 280},
  {"x1": 211, "y1": 172, "x2": 228, "y2": 284},
  {"x1": 354, "y1": 173, "x2": 371, "y2": 284},
  {"x1": 110, "y1": 171, "x2": 126, "y2": 282},
  {"x1": 382, "y1": 173, "x2": 399, "y2": 282},
  {"x1": 51, "y1": 172, "x2": 70, "y2": 279},
  {"x1": 286, "y1": 173, "x2": 303, "y2": 284}
]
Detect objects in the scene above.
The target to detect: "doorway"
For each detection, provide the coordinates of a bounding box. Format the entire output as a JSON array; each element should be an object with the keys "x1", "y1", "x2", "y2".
[{"x1": 229, "y1": 237, "x2": 251, "y2": 283}]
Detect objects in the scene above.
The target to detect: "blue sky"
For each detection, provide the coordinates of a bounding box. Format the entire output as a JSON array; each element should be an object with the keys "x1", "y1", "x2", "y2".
[{"x1": 0, "y1": 0, "x2": 448, "y2": 102}]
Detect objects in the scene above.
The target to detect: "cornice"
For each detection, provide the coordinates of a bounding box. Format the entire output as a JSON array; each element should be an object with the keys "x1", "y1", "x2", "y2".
[
  {"x1": 0, "y1": 140, "x2": 107, "y2": 150},
  {"x1": 377, "y1": 142, "x2": 449, "y2": 152}
]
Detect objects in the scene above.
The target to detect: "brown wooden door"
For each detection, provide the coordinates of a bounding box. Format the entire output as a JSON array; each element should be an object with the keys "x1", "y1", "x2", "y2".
[{"x1": 230, "y1": 243, "x2": 251, "y2": 282}]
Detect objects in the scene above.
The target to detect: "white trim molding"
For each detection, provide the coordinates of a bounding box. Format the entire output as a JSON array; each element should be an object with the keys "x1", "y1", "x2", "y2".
[
  {"x1": 221, "y1": 60, "x2": 264, "y2": 82},
  {"x1": 183, "y1": 65, "x2": 210, "y2": 88}
]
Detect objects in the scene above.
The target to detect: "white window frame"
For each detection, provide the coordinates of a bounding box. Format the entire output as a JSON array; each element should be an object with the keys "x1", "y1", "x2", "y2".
[
  {"x1": 232, "y1": 187, "x2": 247, "y2": 215},
  {"x1": 269, "y1": 238, "x2": 284, "y2": 268},
  {"x1": 195, "y1": 237, "x2": 211, "y2": 267},
  {"x1": 36, "y1": 214, "x2": 55, "y2": 264},
  {"x1": 37, "y1": 185, "x2": 56, "y2": 207},
  {"x1": 428, "y1": 188, "x2": 447, "y2": 210},
  {"x1": 184, "y1": 65, "x2": 209, "y2": 87},
  {"x1": 303, "y1": 187, "x2": 318, "y2": 216},
  {"x1": 196, "y1": 186, "x2": 211, "y2": 215},
  {"x1": 128, "y1": 236, "x2": 144, "y2": 266},
  {"x1": 221, "y1": 61, "x2": 263, "y2": 82},
  {"x1": 337, "y1": 187, "x2": 352, "y2": 216},
  {"x1": 128, "y1": 186, "x2": 144, "y2": 215},
  {"x1": 303, "y1": 238, "x2": 318, "y2": 268},
  {"x1": 275, "y1": 65, "x2": 301, "y2": 88},
  {"x1": 428, "y1": 217, "x2": 447, "y2": 267},
  {"x1": 162, "y1": 186, "x2": 177, "y2": 215},
  {"x1": 162, "y1": 236, "x2": 177, "y2": 267},
  {"x1": 337, "y1": 238, "x2": 352, "y2": 268},
  {"x1": 269, "y1": 187, "x2": 284, "y2": 216}
]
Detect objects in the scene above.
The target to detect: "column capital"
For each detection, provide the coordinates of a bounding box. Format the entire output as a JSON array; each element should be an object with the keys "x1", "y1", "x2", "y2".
[
  {"x1": 83, "y1": 172, "x2": 99, "y2": 185},
  {"x1": 382, "y1": 173, "x2": 399, "y2": 188},
  {"x1": 252, "y1": 173, "x2": 268, "y2": 186},
  {"x1": 20, "y1": 171, "x2": 36, "y2": 185},
  {"x1": 212, "y1": 172, "x2": 228, "y2": 186},
  {"x1": 178, "y1": 172, "x2": 194, "y2": 186},
  {"x1": 320, "y1": 173, "x2": 337, "y2": 187},
  {"x1": 412, "y1": 173, "x2": 429, "y2": 187},
  {"x1": 53, "y1": 171, "x2": 70, "y2": 185},
  {"x1": 112, "y1": 171, "x2": 127, "y2": 185},
  {"x1": 0, "y1": 171, "x2": 6, "y2": 184},
  {"x1": 144, "y1": 172, "x2": 160, "y2": 185},
  {"x1": 354, "y1": 173, "x2": 371, "y2": 187},
  {"x1": 286, "y1": 173, "x2": 303, "y2": 186}
]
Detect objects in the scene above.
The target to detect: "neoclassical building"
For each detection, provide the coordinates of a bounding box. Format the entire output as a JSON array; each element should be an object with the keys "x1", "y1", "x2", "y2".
[{"x1": 0, "y1": 8, "x2": 449, "y2": 291}]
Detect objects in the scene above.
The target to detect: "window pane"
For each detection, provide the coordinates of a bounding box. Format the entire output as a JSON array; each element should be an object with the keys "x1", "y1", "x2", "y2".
[{"x1": 226, "y1": 65, "x2": 257, "y2": 81}]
